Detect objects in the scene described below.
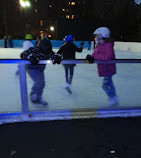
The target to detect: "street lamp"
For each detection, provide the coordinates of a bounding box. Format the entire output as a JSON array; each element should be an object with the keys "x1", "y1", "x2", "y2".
[
  {"x1": 19, "y1": 0, "x2": 31, "y2": 33},
  {"x1": 50, "y1": 26, "x2": 55, "y2": 31},
  {"x1": 25, "y1": 1, "x2": 30, "y2": 7},
  {"x1": 20, "y1": 0, "x2": 30, "y2": 8}
]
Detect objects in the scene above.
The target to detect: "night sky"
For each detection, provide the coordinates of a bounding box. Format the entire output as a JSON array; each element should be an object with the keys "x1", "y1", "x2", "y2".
[{"x1": 0, "y1": 0, "x2": 141, "y2": 41}]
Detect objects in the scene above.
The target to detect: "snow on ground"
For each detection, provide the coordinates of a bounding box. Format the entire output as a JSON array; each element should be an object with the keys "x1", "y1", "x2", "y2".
[{"x1": 0, "y1": 47, "x2": 141, "y2": 112}]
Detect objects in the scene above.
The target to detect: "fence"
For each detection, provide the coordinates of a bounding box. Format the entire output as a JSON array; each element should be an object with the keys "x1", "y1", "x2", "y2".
[{"x1": 0, "y1": 59, "x2": 141, "y2": 124}]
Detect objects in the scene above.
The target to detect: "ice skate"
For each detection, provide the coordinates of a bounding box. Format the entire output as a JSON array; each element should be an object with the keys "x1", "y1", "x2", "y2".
[
  {"x1": 30, "y1": 92, "x2": 37, "y2": 104},
  {"x1": 30, "y1": 92, "x2": 48, "y2": 105},
  {"x1": 36, "y1": 98, "x2": 48, "y2": 106},
  {"x1": 65, "y1": 83, "x2": 72, "y2": 94},
  {"x1": 106, "y1": 96, "x2": 119, "y2": 106},
  {"x1": 66, "y1": 87, "x2": 72, "y2": 94}
]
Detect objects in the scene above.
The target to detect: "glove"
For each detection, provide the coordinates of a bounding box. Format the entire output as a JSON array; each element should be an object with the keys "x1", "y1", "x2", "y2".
[
  {"x1": 52, "y1": 53, "x2": 62, "y2": 64},
  {"x1": 80, "y1": 41, "x2": 84, "y2": 46},
  {"x1": 86, "y1": 54, "x2": 94, "y2": 63},
  {"x1": 27, "y1": 53, "x2": 39, "y2": 65},
  {"x1": 20, "y1": 51, "x2": 29, "y2": 60}
]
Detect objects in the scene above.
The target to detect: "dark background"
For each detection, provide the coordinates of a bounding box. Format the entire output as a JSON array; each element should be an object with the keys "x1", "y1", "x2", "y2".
[{"x1": 0, "y1": 0, "x2": 141, "y2": 41}]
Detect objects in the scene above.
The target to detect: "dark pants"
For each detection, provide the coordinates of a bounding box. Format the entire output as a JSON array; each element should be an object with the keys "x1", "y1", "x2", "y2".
[
  {"x1": 102, "y1": 75, "x2": 117, "y2": 99},
  {"x1": 63, "y1": 64, "x2": 75, "y2": 84},
  {"x1": 4, "y1": 40, "x2": 7, "y2": 48},
  {"x1": 27, "y1": 68, "x2": 45, "y2": 99}
]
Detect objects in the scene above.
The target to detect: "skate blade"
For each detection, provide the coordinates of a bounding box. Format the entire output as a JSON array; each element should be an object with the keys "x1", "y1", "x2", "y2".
[
  {"x1": 31, "y1": 100, "x2": 48, "y2": 106},
  {"x1": 65, "y1": 87, "x2": 72, "y2": 94},
  {"x1": 38, "y1": 101, "x2": 48, "y2": 106}
]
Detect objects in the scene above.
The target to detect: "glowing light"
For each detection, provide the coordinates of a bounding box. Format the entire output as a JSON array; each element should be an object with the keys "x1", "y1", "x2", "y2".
[
  {"x1": 40, "y1": 31, "x2": 44, "y2": 38},
  {"x1": 50, "y1": 26, "x2": 54, "y2": 31},
  {"x1": 20, "y1": 0, "x2": 31, "y2": 7},
  {"x1": 71, "y1": 2, "x2": 75, "y2": 5},
  {"x1": 66, "y1": 15, "x2": 70, "y2": 19},
  {"x1": 47, "y1": 60, "x2": 52, "y2": 64},
  {"x1": 25, "y1": 1, "x2": 30, "y2": 7},
  {"x1": 20, "y1": 0, "x2": 26, "y2": 7},
  {"x1": 72, "y1": 15, "x2": 75, "y2": 19}
]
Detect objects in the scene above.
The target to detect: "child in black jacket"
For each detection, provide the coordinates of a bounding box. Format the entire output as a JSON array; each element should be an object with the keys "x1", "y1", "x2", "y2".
[
  {"x1": 21, "y1": 37, "x2": 60, "y2": 105},
  {"x1": 57, "y1": 35, "x2": 84, "y2": 93}
]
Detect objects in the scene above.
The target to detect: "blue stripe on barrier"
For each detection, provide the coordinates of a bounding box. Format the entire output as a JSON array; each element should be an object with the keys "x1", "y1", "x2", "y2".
[
  {"x1": 0, "y1": 59, "x2": 141, "y2": 64},
  {"x1": 0, "y1": 112, "x2": 20, "y2": 117}
]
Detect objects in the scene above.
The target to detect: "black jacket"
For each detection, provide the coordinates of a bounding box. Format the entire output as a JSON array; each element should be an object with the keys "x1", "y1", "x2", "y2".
[
  {"x1": 57, "y1": 42, "x2": 83, "y2": 60},
  {"x1": 20, "y1": 46, "x2": 54, "y2": 71}
]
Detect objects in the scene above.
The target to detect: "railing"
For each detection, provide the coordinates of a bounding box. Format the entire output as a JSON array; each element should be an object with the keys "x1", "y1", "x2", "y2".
[{"x1": 0, "y1": 59, "x2": 141, "y2": 124}]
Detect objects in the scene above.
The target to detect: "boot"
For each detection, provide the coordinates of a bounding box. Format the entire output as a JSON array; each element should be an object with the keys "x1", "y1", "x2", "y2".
[
  {"x1": 65, "y1": 82, "x2": 72, "y2": 94},
  {"x1": 30, "y1": 92, "x2": 37, "y2": 104},
  {"x1": 36, "y1": 98, "x2": 48, "y2": 106},
  {"x1": 106, "y1": 96, "x2": 119, "y2": 106}
]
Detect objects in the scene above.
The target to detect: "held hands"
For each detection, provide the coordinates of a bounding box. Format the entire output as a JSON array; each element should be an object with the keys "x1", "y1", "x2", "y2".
[
  {"x1": 52, "y1": 53, "x2": 62, "y2": 64},
  {"x1": 86, "y1": 54, "x2": 94, "y2": 63}
]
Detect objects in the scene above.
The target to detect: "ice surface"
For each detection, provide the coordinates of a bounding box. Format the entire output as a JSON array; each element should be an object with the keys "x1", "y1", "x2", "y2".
[{"x1": 0, "y1": 46, "x2": 141, "y2": 112}]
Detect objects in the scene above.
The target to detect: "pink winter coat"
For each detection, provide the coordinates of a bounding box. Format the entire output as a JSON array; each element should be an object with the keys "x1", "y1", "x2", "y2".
[{"x1": 92, "y1": 42, "x2": 116, "y2": 77}]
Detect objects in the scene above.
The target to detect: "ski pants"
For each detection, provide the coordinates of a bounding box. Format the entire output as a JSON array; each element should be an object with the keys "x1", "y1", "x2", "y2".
[
  {"x1": 102, "y1": 75, "x2": 117, "y2": 99},
  {"x1": 27, "y1": 68, "x2": 45, "y2": 99},
  {"x1": 63, "y1": 64, "x2": 76, "y2": 84}
]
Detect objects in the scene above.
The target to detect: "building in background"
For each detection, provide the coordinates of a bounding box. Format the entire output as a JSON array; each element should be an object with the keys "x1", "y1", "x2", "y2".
[{"x1": 0, "y1": 0, "x2": 141, "y2": 41}]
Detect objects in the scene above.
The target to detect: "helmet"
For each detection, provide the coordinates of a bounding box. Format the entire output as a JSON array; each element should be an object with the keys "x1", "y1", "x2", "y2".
[
  {"x1": 93, "y1": 27, "x2": 110, "y2": 38},
  {"x1": 39, "y1": 37, "x2": 52, "y2": 53},
  {"x1": 65, "y1": 35, "x2": 74, "y2": 42},
  {"x1": 25, "y1": 34, "x2": 33, "y2": 40}
]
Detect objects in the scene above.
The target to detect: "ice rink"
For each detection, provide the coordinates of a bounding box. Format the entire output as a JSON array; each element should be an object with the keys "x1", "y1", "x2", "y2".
[{"x1": 0, "y1": 47, "x2": 141, "y2": 113}]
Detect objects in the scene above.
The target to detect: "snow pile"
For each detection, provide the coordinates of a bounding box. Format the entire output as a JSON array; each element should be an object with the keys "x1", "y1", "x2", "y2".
[{"x1": 114, "y1": 42, "x2": 141, "y2": 53}]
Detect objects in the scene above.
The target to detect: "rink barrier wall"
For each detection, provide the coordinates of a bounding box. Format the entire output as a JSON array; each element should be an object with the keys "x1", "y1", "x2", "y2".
[
  {"x1": 1, "y1": 59, "x2": 141, "y2": 64},
  {"x1": 0, "y1": 59, "x2": 141, "y2": 124},
  {"x1": 1, "y1": 39, "x2": 141, "y2": 52},
  {"x1": 0, "y1": 39, "x2": 90, "y2": 48}
]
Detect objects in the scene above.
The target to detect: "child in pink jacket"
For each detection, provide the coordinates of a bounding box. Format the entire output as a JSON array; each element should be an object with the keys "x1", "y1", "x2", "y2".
[{"x1": 87, "y1": 27, "x2": 118, "y2": 106}]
